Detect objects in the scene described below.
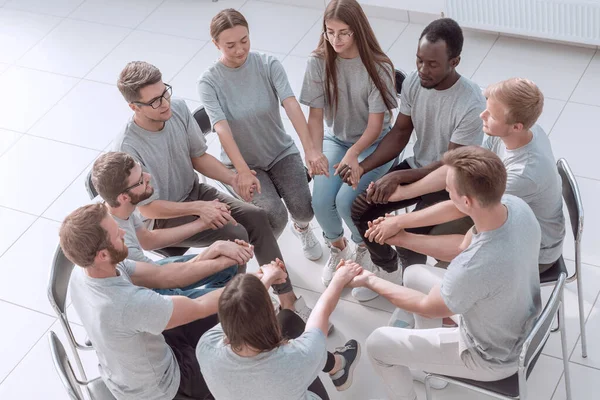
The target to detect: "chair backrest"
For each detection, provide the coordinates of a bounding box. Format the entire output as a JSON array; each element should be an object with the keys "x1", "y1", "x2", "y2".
[
  {"x1": 395, "y1": 69, "x2": 406, "y2": 97},
  {"x1": 48, "y1": 331, "x2": 85, "y2": 400},
  {"x1": 557, "y1": 158, "x2": 584, "y2": 243},
  {"x1": 85, "y1": 169, "x2": 99, "y2": 200},
  {"x1": 521, "y1": 272, "x2": 567, "y2": 368},
  {"x1": 192, "y1": 106, "x2": 212, "y2": 136}
]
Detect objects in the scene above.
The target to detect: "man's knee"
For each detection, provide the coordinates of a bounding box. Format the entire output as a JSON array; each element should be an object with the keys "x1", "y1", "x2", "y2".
[
  {"x1": 220, "y1": 223, "x2": 250, "y2": 242},
  {"x1": 403, "y1": 264, "x2": 424, "y2": 291},
  {"x1": 367, "y1": 328, "x2": 396, "y2": 365}
]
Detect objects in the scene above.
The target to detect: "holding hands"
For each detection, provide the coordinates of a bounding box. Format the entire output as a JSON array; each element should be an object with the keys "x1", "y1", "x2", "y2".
[
  {"x1": 214, "y1": 239, "x2": 254, "y2": 265},
  {"x1": 331, "y1": 260, "x2": 364, "y2": 286},
  {"x1": 232, "y1": 169, "x2": 261, "y2": 202},
  {"x1": 365, "y1": 213, "x2": 404, "y2": 244},
  {"x1": 334, "y1": 150, "x2": 363, "y2": 189},
  {"x1": 195, "y1": 199, "x2": 237, "y2": 230},
  {"x1": 305, "y1": 149, "x2": 330, "y2": 177},
  {"x1": 365, "y1": 171, "x2": 405, "y2": 204},
  {"x1": 257, "y1": 258, "x2": 288, "y2": 286}
]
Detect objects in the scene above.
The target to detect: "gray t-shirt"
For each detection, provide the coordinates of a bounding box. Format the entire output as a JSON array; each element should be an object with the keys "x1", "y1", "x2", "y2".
[
  {"x1": 114, "y1": 98, "x2": 208, "y2": 206},
  {"x1": 442, "y1": 195, "x2": 542, "y2": 365},
  {"x1": 400, "y1": 70, "x2": 485, "y2": 168},
  {"x1": 198, "y1": 51, "x2": 299, "y2": 170},
  {"x1": 197, "y1": 324, "x2": 327, "y2": 400},
  {"x1": 113, "y1": 211, "x2": 154, "y2": 264},
  {"x1": 484, "y1": 125, "x2": 565, "y2": 264},
  {"x1": 69, "y1": 260, "x2": 177, "y2": 400},
  {"x1": 300, "y1": 55, "x2": 397, "y2": 143}
]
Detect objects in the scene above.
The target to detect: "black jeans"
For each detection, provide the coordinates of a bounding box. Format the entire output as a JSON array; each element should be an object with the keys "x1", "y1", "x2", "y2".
[
  {"x1": 277, "y1": 310, "x2": 334, "y2": 400},
  {"x1": 163, "y1": 314, "x2": 219, "y2": 400},
  {"x1": 351, "y1": 160, "x2": 469, "y2": 272}
]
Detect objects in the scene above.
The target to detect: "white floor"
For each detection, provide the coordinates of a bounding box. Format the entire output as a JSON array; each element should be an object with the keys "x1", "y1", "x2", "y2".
[{"x1": 0, "y1": 0, "x2": 598, "y2": 399}]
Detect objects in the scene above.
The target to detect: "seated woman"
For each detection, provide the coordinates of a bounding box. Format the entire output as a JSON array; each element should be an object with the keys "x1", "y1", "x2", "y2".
[
  {"x1": 198, "y1": 8, "x2": 326, "y2": 261},
  {"x1": 196, "y1": 260, "x2": 362, "y2": 399}
]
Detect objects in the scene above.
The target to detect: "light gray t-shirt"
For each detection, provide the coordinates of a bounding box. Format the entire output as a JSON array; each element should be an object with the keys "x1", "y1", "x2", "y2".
[
  {"x1": 197, "y1": 324, "x2": 327, "y2": 400},
  {"x1": 114, "y1": 98, "x2": 208, "y2": 206},
  {"x1": 400, "y1": 70, "x2": 485, "y2": 168},
  {"x1": 113, "y1": 211, "x2": 154, "y2": 264},
  {"x1": 484, "y1": 125, "x2": 565, "y2": 264},
  {"x1": 300, "y1": 55, "x2": 397, "y2": 143},
  {"x1": 442, "y1": 195, "x2": 542, "y2": 365},
  {"x1": 198, "y1": 51, "x2": 299, "y2": 170},
  {"x1": 69, "y1": 260, "x2": 178, "y2": 400}
]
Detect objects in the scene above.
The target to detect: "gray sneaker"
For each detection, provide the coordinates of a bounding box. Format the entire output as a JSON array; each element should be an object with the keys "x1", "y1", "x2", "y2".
[{"x1": 291, "y1": 224, "x2": 323, "y2": 261}]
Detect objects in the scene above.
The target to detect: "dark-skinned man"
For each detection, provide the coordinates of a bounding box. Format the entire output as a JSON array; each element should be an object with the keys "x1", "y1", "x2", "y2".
[{"x1": 344, "y1": 18, "x2": 486, "y2": 302}]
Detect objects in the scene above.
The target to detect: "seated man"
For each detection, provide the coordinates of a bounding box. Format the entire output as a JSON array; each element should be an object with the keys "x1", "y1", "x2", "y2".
[
  {"x1": 350, "y1": 147, "x2": 542, "y2": 399},
  {"x1": 367, "y1": 78, "x2": 565, "y2": 272},
  {"x1": 91, "y1": 151, "x2": 253, "y2": 297},
  {"x1": 60, "y1": 204, "x2": 237, "y2": 399},
  {"x1": 114, "y1": 61, "x2": 311, "y2": 318},
  {"x1": 347, "y1": 18, "x2": 485, "y2": 301}
]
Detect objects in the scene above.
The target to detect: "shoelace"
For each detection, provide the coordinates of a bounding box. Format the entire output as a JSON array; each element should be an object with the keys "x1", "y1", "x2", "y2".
[
  {"x1": 299, "y1": 228, "x2": 318, "y2": 248},
  {"x1": 334, "y1": 343, "x2": 356, "y2": 353}
]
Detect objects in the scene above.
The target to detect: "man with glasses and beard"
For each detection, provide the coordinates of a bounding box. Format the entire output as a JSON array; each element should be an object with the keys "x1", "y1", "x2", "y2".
[
  {"x1": 346, "y1": 18, "x2": 486, "y2": 302},
  {"x1": 61, "y1": 203, "x2": 283, "y2": 399}
]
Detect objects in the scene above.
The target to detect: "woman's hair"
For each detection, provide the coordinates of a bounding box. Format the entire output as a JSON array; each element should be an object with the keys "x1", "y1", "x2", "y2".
[
  {"x1": 218, "y1": 274, "x2": 285, "y2": 353},
  {"x1": 210, "y1": 8, "x2": 249, "y2": 42},
  {"x1": 313, "y1": 0, "x2": 396, "y2": 115}
]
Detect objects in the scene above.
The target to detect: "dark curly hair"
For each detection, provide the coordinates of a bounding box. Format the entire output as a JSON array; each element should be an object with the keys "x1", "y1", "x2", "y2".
[{"x1": 419, "y1": 18, "x2": 464, "y2": 60}]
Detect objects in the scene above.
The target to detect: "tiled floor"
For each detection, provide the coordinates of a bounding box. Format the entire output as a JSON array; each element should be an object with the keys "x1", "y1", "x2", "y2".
[{"x1": 0, "y1": 1, "x2": 598, "y2": 399}]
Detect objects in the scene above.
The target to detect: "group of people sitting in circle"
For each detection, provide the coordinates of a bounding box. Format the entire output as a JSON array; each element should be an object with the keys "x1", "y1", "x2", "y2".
[{"x1": 57, "y1": 0, "x2": 566, "y2": 399}]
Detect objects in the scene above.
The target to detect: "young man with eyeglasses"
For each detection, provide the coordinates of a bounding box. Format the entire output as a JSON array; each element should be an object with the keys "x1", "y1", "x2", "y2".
[
  {"x1": 114, "y1": 61, "x2": 315, "y2": 320},
  {"x1": 346, "y1": 18, "x2": 486, "y2": 302},
  {"x1": 91, "y1": 151, "x2": 251, "y2": 299}
]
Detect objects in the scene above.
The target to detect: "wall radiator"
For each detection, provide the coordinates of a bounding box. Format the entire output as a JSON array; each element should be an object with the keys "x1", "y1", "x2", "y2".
[{"x1": 446, "y1": 0, "x2": 600, "y2": 46}]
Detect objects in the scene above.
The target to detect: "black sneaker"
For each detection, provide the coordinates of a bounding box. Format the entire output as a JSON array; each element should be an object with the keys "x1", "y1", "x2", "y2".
[{"x1": 331, "y1": 339, "x2": 361, "y2": 391}]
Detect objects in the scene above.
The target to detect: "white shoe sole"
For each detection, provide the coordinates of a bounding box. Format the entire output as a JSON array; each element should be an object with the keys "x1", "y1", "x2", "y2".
[
  {"x1": 335, "y1": 342, "x2": 361, "y2": 392},
  {"x1": 352, "y1": 287, "x2": 379, "y2": 302}
]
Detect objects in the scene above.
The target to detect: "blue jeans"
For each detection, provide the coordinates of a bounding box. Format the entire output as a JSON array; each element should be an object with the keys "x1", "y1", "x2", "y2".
[
  {"x1": 154, "y1": 254, "x2": 237, "y2": 299},
  {"x1": 312, "y1": 133, "x2": 395, "y2": 245}
]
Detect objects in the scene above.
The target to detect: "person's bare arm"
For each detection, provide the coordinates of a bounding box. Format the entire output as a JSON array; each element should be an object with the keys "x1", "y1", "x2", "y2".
[
  {"x1": 360, "y1": 113, "x2": 413, "y2": 174},
  {"x1": 135, "y1": 218, "x2": 208, "y2": 251},
  {"x1": 386, "y1": 231, "x2": 466, "y2": 262},
  {"x1": 165, "y1": 289, "x2": 222, "y2": 330},
  {"x1": 387, "y1": 165, "x2": 449, "y2": 202},
  {"x1": 305, "y1": 261, "x2": 362, "y2": 336},
  {"x1": 191, "y1": 153, "x2": 237, "y2": 185},
  {"x1": 350, "y1": 271, "x2": 453, "y2": 319},
  {"x1": 130, "y1": 257, "x2": 235, "y2": 290},
  {"x1": 283, "y1": 98, "x2": 329, "y2": 177},
  {"x1": 213, "y1": 120, "x2": 260, "y2": 202}
]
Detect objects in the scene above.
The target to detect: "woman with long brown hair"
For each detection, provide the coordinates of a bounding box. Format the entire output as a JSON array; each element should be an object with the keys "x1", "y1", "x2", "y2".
[
  {"x1": 196, "y1": 260, "x2": 362, "y2": 399},
  {"x1": 300, "y1": 0, "x2": 397, "y2": 288}
]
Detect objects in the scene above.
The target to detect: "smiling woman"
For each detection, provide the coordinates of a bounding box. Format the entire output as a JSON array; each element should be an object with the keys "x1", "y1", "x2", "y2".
[{"x1": 197, "y1": 8, "x2": 324, "y2": 262}]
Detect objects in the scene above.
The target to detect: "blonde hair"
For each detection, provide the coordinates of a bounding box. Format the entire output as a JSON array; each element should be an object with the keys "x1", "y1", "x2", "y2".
[
  {"x1": 210, "y1": 8, "x2": 249, "y2": 42},
  {"x1": 117, "y1": 61, "x2": 162, "y2": 103},
  {"x1": 484, "y1": 78, "x2": 544, "y2": 130},
  {"x1": 443, "y1": 146, "x2": 507, "y2": 207}
]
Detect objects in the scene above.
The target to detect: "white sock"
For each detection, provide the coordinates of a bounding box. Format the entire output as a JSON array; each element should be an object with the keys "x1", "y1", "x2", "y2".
[{"x1": 294, "y1": 222, "x2": 309, "y2": 231}]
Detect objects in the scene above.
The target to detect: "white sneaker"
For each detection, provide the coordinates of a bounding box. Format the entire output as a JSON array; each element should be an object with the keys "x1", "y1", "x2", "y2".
[
  {"x1": 291, "y1": 224, "x2": 323, "y2": 261},
  {"x1": 353, "y1": 245, "x2": 373, "y2": 270},
  {"x1": 322, "y1": 240, "x2": 352, "y2": 287},
  {"x1": 411, "y1": 369, "x2": 448, "y2": 390},
  {"x1": 387, "y1": 307, "x2": 414, "y2": 329},
  {"x1": 293, "y1": 296, "x2": 334, "y2": 334},
  {"x1": 352, "y1": 263, "x2": 402, "y2": 302}
]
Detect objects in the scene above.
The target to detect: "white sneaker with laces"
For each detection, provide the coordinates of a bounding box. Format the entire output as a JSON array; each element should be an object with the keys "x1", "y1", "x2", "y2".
[
  {"x1": 293, "y1": 296, "x2": 334, "y2": 334},
  {"x1": 322, "y1": 241, "x2": 352, "y2": 287},
  {"x1": 291, "y1": 224, "x2": 323, "y2": 261},
  {"x1": 352, "y1": 261, "x2": 402, "y2": 302},
  {"x1": 353, "y1": 245, "x2": 373, "y2": 270}
]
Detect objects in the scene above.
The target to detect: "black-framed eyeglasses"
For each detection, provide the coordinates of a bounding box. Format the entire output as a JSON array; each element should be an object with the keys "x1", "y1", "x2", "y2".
[
  {"x1": 133, "y1": 84, "x2": 172, "y2": 109},
  {"x1": 122, "y1": 168, "x2": 144, "y2": 194}
]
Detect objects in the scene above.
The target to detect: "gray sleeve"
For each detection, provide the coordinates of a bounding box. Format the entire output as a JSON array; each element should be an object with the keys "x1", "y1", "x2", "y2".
[
  {"x1": 398, "y1": 72, "x2": 414, "y2": 117},
  {"x1": 122, "y1": 289, "x2": 173, "y2": 335},
  {"x1": 505, "y1": 173, "x2": 538, "y2": 200},
  {"x1": 299, "y1": 56, "x2": 325, "y2": 109},
  {"x1": 120, "y1": 259, "x2": 137, "y2": 276},
  {"x1": 179, "y1": 100, "x2": 208, "y2": 158},
  {"x1": 368, "y1": 64, "x2": 397, "y2": 113},
  {"x1": 441, "y1": 252, "x2": 488, "y2": 314},
  {"x1": 198, "y1": 76, "x2": 227, "y2": 130},
  {"x1": 131, "y1": 211, "x2": 145, "y2": 230},
  {"x1": 450, "y1": 103, "x2": 485, "y2": 146},
  {"x1": 269, "y1": 57, "x2": 295, "y2": 103}
]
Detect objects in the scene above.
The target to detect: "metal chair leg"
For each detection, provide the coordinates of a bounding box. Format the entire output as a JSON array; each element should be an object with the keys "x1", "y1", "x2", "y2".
[
  {"x1": 551, "y1": 310, "x2": 560, "y2": 333},
  {"x1": 575, "y1": 259, "x2": 588, "y2": 357},
  {"x1": 559, "y1": 296, "x2": 573, "y2": 400}
]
